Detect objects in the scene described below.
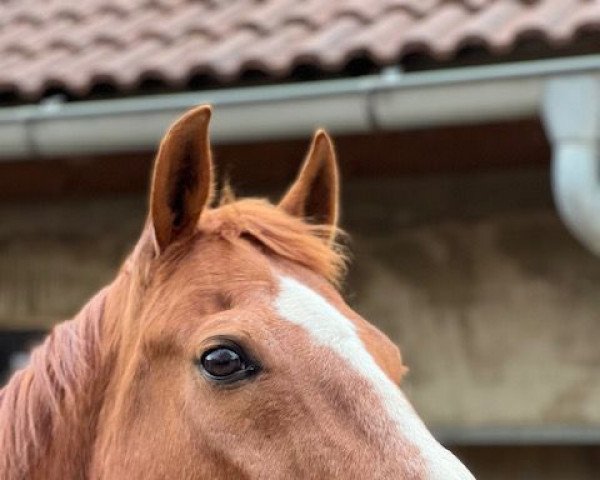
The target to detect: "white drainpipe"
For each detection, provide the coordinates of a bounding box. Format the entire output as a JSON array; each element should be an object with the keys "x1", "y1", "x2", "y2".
[
  {"x1": 542, "y1": 76, "x2": 600, "y2": 255},
  {"x1": 1, "y1": 55, "x2": 600, "y2": 254}
]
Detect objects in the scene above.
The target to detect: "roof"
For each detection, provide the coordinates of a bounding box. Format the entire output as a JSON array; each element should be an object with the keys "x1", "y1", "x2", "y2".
[{"x1": 0, "y1": 0, "x2": 599, "y2": 101}]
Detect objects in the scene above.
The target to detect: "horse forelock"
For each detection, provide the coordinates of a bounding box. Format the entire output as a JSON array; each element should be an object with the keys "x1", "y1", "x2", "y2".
[{"x1": 157, "y1": 197, "x2": 348, "y2": 287}]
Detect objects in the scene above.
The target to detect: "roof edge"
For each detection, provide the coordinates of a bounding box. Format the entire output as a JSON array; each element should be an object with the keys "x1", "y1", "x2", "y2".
[{"x1": 1, "y1": 54, "x2": 600, "y2": 160}]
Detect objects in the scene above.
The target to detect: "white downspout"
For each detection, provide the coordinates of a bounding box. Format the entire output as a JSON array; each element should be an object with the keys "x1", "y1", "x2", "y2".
[{"x1": 542, "y1": 76, "x2": 600, "y2": 255}]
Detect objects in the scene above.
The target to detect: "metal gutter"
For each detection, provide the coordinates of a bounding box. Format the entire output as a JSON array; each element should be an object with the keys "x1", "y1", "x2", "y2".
[{"x1": 1, "y1": 54, "x2": 600, "y2": 159}]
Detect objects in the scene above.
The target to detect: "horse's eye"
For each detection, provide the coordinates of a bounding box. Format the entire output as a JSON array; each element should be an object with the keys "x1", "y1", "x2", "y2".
[
  {"x1": 202, "y1": 348, "x2": 242, "y2": 377},
  {"x1": 198, "y1": 344, "x2": 259, "y2": 384}
]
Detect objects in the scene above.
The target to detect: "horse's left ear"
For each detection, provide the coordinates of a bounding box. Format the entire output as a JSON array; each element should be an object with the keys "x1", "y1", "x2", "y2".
[
  {"x1": 279, "y1": 129, "x2": 339, "y2": 228},
  {"x1": 149, "y1": 105, "x2": 213, "y2": 253}
]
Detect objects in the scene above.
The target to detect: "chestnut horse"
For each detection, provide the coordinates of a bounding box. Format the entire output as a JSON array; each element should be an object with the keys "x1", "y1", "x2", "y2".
[{"x1": 0, "y1": 106, "x2": 475, "y2": 479}]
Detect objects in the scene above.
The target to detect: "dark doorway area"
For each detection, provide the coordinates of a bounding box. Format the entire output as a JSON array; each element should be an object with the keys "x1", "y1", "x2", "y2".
[{"x1": 0, "y1": 331, "x2": 45, "y2": 386}]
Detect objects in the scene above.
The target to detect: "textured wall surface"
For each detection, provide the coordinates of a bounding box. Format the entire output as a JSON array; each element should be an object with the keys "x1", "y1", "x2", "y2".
[
  {"x1": 0, "y1": 196, "x2": 143, "y2": 329},
  {"x1": 343, "y1": 173, "x2": 600, "y2": 429}
]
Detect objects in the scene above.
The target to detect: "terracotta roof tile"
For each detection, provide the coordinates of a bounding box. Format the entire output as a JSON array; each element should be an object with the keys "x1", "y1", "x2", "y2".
[
  {"x1": 0, "y1": 0, "x2": 598, "y2": 100},
  {"x1": 349, "y1": 10, "x2": 416, "y2": 63}
]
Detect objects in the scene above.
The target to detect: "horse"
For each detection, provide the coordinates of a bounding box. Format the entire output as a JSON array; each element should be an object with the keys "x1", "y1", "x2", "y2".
[{"x1": 0, "y1": 106, "x2": 475, "y2": 479}]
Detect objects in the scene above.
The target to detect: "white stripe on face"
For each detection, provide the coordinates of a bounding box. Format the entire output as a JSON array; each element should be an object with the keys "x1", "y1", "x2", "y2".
[{"x1": 274, "y1": 275, "x2": 475, "y2": 480}]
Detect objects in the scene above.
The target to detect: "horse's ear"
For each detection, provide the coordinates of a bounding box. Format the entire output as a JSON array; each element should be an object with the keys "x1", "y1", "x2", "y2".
[
  {"x1": 279, "y1": 129, "x2": 339, "y2": 228},
  {"x1": 150, "y1": 105, "x2": 213, "y2": 253}
]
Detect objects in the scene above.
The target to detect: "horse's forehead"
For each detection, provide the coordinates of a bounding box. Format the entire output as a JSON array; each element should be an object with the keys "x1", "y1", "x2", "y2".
[{"x1": 172, "y1": 238, "x2": 278, "y2": 294}]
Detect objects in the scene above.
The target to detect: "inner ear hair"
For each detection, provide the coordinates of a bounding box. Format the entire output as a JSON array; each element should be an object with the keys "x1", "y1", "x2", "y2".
[
  {"x1": 168, "y1": 138, "x2": 204, "y2": 231},
  {"x1": 150, "y1": 105, "x2": 213, "y2": 253}
]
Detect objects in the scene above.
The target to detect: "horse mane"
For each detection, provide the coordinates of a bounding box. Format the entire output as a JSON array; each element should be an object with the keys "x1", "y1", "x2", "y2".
[
  {"x1": 199, "y1": 197, "x2": 348, "y2": 286},
  {"x1": 0, "y1": 288, "x2": 109, "y2": 478},
  {"x1": 0, "y1": 196, "x2": 346, "y2": 477}
]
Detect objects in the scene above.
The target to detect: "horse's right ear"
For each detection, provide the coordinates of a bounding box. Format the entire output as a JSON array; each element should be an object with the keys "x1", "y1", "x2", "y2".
[{"x1": 149, "y1": 105, "x2": 213, "y2": 254}]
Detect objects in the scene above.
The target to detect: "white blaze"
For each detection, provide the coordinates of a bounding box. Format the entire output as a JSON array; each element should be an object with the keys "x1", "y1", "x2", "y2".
[{"x1": 274, "y1": 275, "x2": 475, "y2": 480}]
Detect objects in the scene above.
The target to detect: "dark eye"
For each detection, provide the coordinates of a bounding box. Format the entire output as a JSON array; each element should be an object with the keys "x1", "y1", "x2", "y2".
[
  {"x1": 203, "y1": 348, "x2": 242, "y2": 377},
  {"x1": 198, "y1": 344, "x2": 260, "y2": 384}
]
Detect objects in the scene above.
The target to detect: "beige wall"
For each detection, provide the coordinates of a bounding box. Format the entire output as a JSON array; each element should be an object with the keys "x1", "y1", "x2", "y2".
[{"x1": 344, "y1": 173, "x2": 600, "y2": 430}]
